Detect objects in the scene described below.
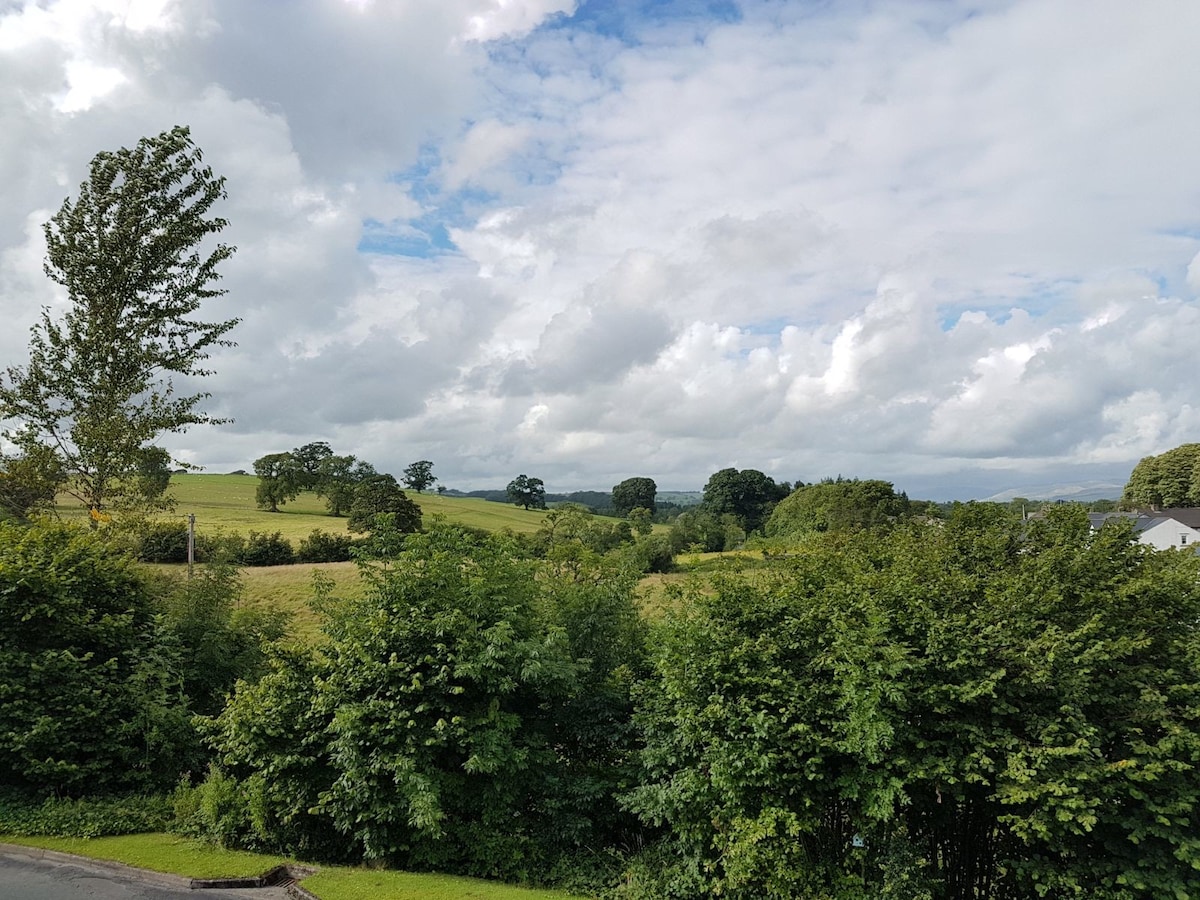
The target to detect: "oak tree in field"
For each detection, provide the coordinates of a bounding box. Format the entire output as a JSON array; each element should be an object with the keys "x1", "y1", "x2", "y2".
[
  {"x1": 702, "y1": 466, "x2": 789, "y2": 533},
  {"x1": 0, "y1": 126, "x2": 238, "y2": 516},
  {"x1": 317, "y1": 454, "x2": 373, "y2": 517},
  {"x1": 402, "y1": 459, "x2": 437, "y2": 493},
  {"x1": 612, "y1": 476, "x2": 657, "y2": 516},
  {"x1": 254, "y1": 452, "x2": 303, "y2": 512},
  {"x1": 291, "y1": 441, "x2": 334, "y2": 490},
  {"x1": 506, "y1": 473, "x2": 546, "y2": 510},
  {"x1": 347, "y1": 473, "x2": 422, "y2": 534}
]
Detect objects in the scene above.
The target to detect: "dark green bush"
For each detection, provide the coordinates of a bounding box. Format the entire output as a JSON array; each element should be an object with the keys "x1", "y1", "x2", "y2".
[
  {"x1": 171, "y1": 766, "x2": 255, "y2": 849},
  {"x1": 0, "y1": 521, "x2": 194, "y2": 796},
  {"x1": 619, "y1": 534, "x2": 675, "y2": 573},
  {"x1": 136, "y1": 520, "x2": 190, "y2": 563},
  {"x1": 297, "y1": 529, "x2": 355, "y2": 563},
  {"x1": 0, "y1": 792, "x2": 173, "y2": 838},
  {"x1": 196, "y1": 530, "x2": 245, "y2": 564},
  {"x1": 239, "y1": 531, "x2": 295, "y2": 566}
]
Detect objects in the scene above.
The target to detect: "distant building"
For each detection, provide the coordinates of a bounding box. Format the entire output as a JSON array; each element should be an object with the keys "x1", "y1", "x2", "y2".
[{"x1": 1087, "y1": 511, "x2": 1200, "y2": 551}]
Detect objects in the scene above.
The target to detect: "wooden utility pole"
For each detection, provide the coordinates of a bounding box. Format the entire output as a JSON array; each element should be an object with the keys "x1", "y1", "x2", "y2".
[{"x1": 187, "y1": 513, "x2": 195, "y2": 579}]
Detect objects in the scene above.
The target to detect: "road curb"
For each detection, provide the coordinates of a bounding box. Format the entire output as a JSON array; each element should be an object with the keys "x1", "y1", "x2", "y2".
[{"x1": 0, "y1": 841, "x2": 318, "y2": 892}]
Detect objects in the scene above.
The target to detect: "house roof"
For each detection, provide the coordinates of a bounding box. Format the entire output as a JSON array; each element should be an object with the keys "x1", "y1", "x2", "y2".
[
  {"x1": 1087, "y1": 512, "x2": 1199, "y2": 535},
  {"x1": 1145, "y1": 508, "x2": 1200, "y2": 529},
  {"x1": 1087, "y1": 512, "x2": 1139, "y2": 529}
]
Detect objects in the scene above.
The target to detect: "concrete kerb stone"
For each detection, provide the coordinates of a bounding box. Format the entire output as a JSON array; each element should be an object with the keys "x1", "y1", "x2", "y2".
[
  {"x1": 0, "y1": 841, "x2": 319, "y2": 892},
  {"x1": 286, "y1": 880, "x2": 322, "y2": 900}
]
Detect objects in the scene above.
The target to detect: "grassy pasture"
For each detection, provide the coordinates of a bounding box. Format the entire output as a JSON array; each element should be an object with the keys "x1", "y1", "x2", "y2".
[
  {"x1": 235, "y1": 561, "x2": 361, "y2": 642},
  {"x1": 167, "y1": 474, "x2": 559, "y2": 540},
  {"x1": 56, "y1": 474, "x2": 557, "y2": 541},
  {"x1": 61, "y1": 474, "x2": 684, "y2": 636}
]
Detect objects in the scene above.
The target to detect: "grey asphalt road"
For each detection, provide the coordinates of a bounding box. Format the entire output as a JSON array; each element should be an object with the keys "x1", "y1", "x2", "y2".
[{"x1": 0, "y1": 850, "x2": 294, "y2": 900}]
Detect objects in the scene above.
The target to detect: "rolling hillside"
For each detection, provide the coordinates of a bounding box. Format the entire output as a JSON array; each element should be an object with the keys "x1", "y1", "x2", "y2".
[{"x1": 59, "y1": 473, "x2": 558, "y2": 541}]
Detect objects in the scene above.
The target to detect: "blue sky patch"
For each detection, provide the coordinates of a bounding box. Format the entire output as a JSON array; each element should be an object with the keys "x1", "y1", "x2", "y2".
[
  {"x1": 544, "y1": 0, "x2": 742, "y2": 43},
  {"x1": 362, "y1": 147, "x2": 500, "y2": 258}
]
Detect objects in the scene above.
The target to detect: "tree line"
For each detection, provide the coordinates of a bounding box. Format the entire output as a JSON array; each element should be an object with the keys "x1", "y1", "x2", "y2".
[{"x1": 251, "y1": 442, "x2": 425, "y2": 535}]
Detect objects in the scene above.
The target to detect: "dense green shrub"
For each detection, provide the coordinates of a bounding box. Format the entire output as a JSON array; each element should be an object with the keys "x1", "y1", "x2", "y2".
[
  {"x1": 199, "y1": 523, "x2": 646, "y2": 879},
  {"x1": 238, "y1": 530, "x2": 295, "y2": 566},
  {"x1": 135, "y1": 520, "x2": 190, "y2": 562},
  {"x1": 0, "y1": 521, "x2": 193, "y2": 796},
  {"x1": 0, "y1": 792, "x2": 173, "y2": 837},
  {"x1": 197, "y1": 530, "x2": 245, "y2": 564},
  {"x1": 667, "y1": 508, "x2": 731, "y2": 553},
  {"x1": 155, "y1": 563, "x2": 290, "y2": 717},
  {"x1": 618, "y1": 534, "x2": 675, "y2": 573},
  {"x1": 171, "y1": 766, "x2": 256, "y2": 849},
  {"x1": 296, "y1": 529, "x2": 355, "y2": 563},
  {"x1": 626, "y1": 505, "x2": 1200, "y2": 899}
]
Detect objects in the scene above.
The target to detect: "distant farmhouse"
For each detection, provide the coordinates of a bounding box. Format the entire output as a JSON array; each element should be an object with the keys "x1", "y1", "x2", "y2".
[{"x1": 1088, "y1": 509, "x2": 1200, "y2": 551}]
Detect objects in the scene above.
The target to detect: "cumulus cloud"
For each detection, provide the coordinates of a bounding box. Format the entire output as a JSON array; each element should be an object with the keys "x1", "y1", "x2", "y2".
[{"x1": 3, "y1": 0, "x2": 1200, "y2": 497}]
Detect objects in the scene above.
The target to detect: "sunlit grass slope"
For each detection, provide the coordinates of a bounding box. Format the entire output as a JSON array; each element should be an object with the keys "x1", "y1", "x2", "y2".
[
  {"x1": 168, "y1": 474, "x2": 553, "y2": 538},
  {"x1": 58, "y1": 474, "x2": 556, "y2": 540}
]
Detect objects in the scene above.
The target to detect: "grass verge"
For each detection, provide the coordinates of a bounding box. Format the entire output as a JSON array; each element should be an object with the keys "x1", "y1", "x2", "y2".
[
  {"x1": 300, "y1": 867, "x2": 582, "y2": 900},
  {"x1": 0, "y1": 833, "x2": 288, "y2": 879},
  {"x1": 0, "y1": 833, "x2": 585, "y2": 898}
]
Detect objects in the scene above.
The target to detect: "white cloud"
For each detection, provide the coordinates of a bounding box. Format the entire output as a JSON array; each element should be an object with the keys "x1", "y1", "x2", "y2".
[
  {"x1": 462, "y1": 0, "x2": 576, "y2": 42},
  {"x1": 3, "y1": 0, "x2": 1200, "y2": 498}
]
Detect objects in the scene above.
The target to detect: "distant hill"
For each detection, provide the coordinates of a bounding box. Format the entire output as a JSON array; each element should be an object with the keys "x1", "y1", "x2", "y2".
[
  {"x1": 447, "y1": 489, "x2": 614, "y2": 509},
  {"x1": 657, "y1": 491, "x2": 703, "y2": 506},
  {"x1": 985, "y1": 481, "x2": 1124, "y2": 503}
]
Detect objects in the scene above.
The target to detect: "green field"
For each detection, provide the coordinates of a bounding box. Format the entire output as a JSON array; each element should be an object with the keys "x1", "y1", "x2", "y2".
[
  {"x1": 58, "y1": 473, "x2": 659, "y2": 542},
  {"x1": 55, "y1": 473, "x2": 567, "y2": 541},
  {"x1": 77, "y1": 474, "x2": 669, "y2": 638},
  {"x1": 162, "y1": 474, "x2": 555, "y2": 541}
]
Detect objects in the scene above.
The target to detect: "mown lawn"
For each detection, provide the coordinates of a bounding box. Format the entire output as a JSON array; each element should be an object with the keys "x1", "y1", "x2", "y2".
[{"x1": 0, "y1": 834, "x2": 584, "y2": 899}]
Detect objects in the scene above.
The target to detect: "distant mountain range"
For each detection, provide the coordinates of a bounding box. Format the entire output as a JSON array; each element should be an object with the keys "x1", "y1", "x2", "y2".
[{"x1": 984, "y1": 481, "x2": 1124, "y2": 503}]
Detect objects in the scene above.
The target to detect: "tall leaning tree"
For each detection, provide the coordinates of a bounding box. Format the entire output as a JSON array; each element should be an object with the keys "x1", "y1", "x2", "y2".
[{"x1": 0, "y1": 126, "x2": 239, "y2": 516}]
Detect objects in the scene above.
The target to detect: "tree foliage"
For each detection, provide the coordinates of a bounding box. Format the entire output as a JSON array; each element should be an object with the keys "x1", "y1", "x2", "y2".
[
  {"x1": 702, "y1": 467, "x2": 789, "y2": 534},
  {"x1": 0, "y1": 126, "x2": 238, "y2": 516},
  {"x1": 1122, "y1": 442, "x2": 1200, "y2": 509},
  {"x1": 316, "y1": 455, "x2": 372, "y2": 517},
  {"x1": 0, "y1": 522, "x2": 192, "y2": 796},
  {"x1": 291, "y1": 442, "x2": 333, "y2": 490},
  {"x1": 402, "y1": 459, "x2": 437, "y2": 493},
  {"x1": 612, "y1": 476, "x2": 657, "y2": 516},
  {"x1": 347, "y1": 473, "x2": 422, "y2": 534},
  {"x1": 253, "y1": 452, "x2": 303, "y2": 512},
  {"x1": 627, "y1": 505, "x2": 1200, "y2": 899},
  {"x1": 766, "y1": 477, "x2": 911, "y2": 538},
  {"x1": 668, "y1": 506, "x2": 735, "y2": 553},
  {"x1": 0, "y1": 445, "x2": 65, "y2": 522},
  {"x1": 507, "y1": 474, "x2": 547, "y2": 510}
]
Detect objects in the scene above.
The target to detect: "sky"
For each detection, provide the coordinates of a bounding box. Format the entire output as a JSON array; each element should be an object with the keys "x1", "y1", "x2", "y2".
[{"x1": 2, "y1": 0, "x2": 1200, "y2": 500}]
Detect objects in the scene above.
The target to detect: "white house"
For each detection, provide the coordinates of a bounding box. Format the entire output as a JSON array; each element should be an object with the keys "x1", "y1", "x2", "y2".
[{"x1": 1087, "y1": 512, "x2": 1200, "y2": 551}]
